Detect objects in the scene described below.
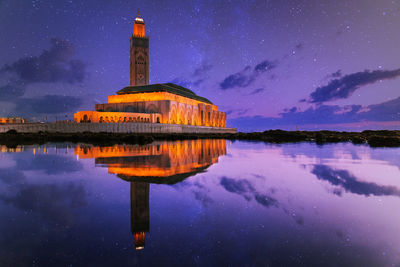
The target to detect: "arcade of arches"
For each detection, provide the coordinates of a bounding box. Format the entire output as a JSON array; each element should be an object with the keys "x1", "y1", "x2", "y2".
[{"x1": 74, "y1": 86, "x2": 226, "y2": 127}]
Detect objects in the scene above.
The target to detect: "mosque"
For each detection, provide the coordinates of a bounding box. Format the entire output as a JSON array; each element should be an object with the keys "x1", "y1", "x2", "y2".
[{"x1": 74, "y1": 12, "x2": 227, "y2": 128}]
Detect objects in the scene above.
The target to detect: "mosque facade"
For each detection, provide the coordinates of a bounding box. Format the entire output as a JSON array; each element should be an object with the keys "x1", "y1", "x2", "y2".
[{"x1": 74, "y1": 12, "x2": 227, "y2": 128}]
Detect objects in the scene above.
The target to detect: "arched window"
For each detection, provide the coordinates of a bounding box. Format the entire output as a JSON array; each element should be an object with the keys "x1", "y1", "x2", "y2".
[
  {"x1": 156, "y1": 117, "x2": 160, "y2": 123},
  {"x1": 99, "y1": 117, "x2": 104, "y2": 123}
]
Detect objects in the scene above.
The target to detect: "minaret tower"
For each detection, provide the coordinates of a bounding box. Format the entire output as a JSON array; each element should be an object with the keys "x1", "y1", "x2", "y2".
[{"x1": 130, "y1": 10, "x2": 149, "y2": 86}]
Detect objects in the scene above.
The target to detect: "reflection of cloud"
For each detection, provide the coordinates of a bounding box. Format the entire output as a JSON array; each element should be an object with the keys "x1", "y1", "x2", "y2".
[
  {"x1": 0, "y1": 169, "x2": 25, "y2": 184},
  {"x1": 172, "y1": 179, "x2": 214, "y2": 207},
  {"x1": 311, "y1": 164, "x2": 400, "y2": 197},
  {"x1": 0, "y1": 168, "x2": 87, "y2": 224},
  {"x1": 219, "y1": 176, "x2": 278, "y2": 208},
  {"x1": 16, "y1": 154, "x2": 83, "y2": 174},
  {"x1": 254, "y1": 193, "x2": 277, "y2": 208},
  {"x1": 192, "y1": 190, "x2": 213, "y2": 207},
  {"x1": 220, "y1": 176, "x2": 254, "y2": 193}
]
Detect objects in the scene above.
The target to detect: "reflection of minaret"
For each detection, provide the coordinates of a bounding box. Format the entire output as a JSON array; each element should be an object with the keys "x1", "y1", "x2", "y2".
[{"x1": 130, "y1": 181, "x2": 150, "y2": 250}]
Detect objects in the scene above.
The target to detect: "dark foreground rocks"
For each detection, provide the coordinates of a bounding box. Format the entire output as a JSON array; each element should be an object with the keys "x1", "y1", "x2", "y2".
[{"x1": 0, "y1": 129, "x2": 399, "y2": 148}]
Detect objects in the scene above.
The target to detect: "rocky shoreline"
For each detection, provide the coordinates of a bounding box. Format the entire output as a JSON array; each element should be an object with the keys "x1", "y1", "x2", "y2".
[{"x1": 0, "y1": 129, "x2": 399, "y2": 147}]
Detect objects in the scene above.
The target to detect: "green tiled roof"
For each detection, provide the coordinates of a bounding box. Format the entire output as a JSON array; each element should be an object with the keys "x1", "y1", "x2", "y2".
[{"x1": 116, "y1": 83, "x2": 213, "y2": 104}]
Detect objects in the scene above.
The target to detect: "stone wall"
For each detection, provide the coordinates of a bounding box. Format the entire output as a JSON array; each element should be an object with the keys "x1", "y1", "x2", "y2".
[{"x1": 0, "y1": 122, "x2": 237, "y2": 134}]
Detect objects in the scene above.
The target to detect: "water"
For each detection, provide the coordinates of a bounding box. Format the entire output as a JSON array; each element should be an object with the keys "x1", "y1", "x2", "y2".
[{"x1": 0, "y1": 140, "x2": 399, "y2": 267}]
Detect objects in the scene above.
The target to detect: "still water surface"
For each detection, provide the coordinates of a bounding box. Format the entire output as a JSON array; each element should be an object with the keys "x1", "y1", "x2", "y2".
[{"x1": 0, "y1": 140, "x2": 399, "y2": 266}]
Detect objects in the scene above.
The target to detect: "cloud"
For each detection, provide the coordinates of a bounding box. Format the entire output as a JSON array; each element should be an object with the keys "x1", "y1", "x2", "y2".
[
  {"x1": 228, "y1": 96, "x2": 400, "y2": 131},
  {"x1": 15, "y1": 94, "x2": 83, "y2": 115},
  {"x1": 311, "y1": 164, "x2": 400, "y2": 197},
  {"x1": 249, "y1": 88, "x2": 265, "y2": 95},
  {"x1": 0, "y1": 38, "x2": 86, "y2": 117},
  {"x1": 225, "y1": 108, "x2": 250, "y2": 116},
  {"x1": 307, "y1": 68, "x2": 400, "y2": 103},
  {"x1": 254, "y1": 60, "x2": 276, "y2": 74},
  {"x1": 295, "y1": 43, "x2": 304, "y2": 50},
  {"x1": 0, "y1": 83, "x2": 25, "y2": 100},
  {"x1": 329, "y1": 70, "x2": 342, "y2": 78},
  {"x1": 1, "y1": 38, "x2": 87, "y2": 84},
  {"x1": 193, "y1": 63, "x2": 213, "y2": 77},
  {"x1": 169, "y1": 62, "x2": 212, "y2": 89},
  {"x1": 169, "y1": 78, "x2": 193, "y2": 88},
  {"x1": 219, "y1": 66, "x2": 255, "y2": 90},
  {"x1": 219, "y1": 60, "x2": 277, "y2": 90}
]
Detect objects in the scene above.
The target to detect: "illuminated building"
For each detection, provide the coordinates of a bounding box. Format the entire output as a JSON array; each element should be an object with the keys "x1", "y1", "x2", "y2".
[
  {"x1": 0, "y1": 117, "x2": 25, "y2": 124},
  {"x1": 74, "y1": 12, "x2": 227, "y2": 127},
  {"x1": 75, "y1": 139, "x2": 226, "y2": 249}
]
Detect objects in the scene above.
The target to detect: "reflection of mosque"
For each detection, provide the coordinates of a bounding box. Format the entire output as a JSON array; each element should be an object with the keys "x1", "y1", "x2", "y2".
[{"x1": 75, "y1": 139, "x2": 226, "y2": 249}]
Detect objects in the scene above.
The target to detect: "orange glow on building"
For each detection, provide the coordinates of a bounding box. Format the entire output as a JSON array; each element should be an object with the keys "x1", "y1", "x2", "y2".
[
  {"x1": 0, "y1": 117, "x2": 25, "y2": 124},
  {"x1": 133, "y1": 11, "x2": 145, "y2": 37},
  {"x1": 73, "y1": 11, "x2": 228, "y2": 128}
]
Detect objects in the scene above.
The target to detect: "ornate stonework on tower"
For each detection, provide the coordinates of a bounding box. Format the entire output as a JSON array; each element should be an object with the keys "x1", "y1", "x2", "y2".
[{"x1": 130, "y1": 11, "x2": 149, "y2": 86}]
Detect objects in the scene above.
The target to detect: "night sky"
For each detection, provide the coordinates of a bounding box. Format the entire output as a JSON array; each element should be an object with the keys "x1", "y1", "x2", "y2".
[{"x1": 0, "y1": 0, "x2": 399, "y2": 131}]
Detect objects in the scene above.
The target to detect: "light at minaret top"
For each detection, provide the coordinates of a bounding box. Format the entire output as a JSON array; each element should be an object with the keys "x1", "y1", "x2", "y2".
[{"x1": 134, "y1": 10, "x2": 145, "y2": 37}]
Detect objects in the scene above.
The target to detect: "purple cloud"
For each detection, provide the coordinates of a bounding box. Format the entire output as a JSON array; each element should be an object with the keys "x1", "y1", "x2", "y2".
[
  {"x1": 1, "y1": 38, "x2": 87, "y2": 84},
  {"x1": 307, "y1": 68, "x2": 400, "y2": 103},
  {"x1": 220, "y1": 60, "x2": 277, "y2": 90}
]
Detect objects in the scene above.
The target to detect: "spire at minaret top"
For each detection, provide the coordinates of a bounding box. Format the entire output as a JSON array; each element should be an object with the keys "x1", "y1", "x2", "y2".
[
  {"x1": 133, "y1": 10, "x2": 145, "y2": 36},
  {"x1": 134, "y1": 10, "x2": 144, "y2": 24}
]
